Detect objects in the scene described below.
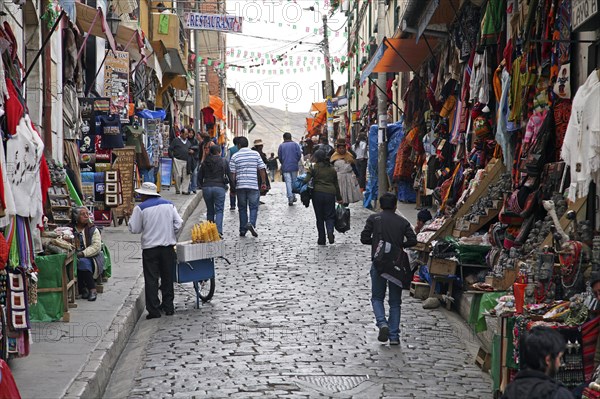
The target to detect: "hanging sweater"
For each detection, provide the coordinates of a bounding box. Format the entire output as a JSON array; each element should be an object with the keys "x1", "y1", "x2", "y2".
[{"x1": 561, "y1": 71, "x2": 600, "y2": 201}]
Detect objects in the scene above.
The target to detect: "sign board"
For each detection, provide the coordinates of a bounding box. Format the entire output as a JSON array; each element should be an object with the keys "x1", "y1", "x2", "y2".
[
  {"x1": 103, "y1": 50, "x2": 130, "y2": 123},
  {"x1": 185, "y1": 13, "x2": 243, "y2": 32},
  {"x1": 111, "y1": 147, "x2": 136, "y2": 218},
  {"x1": 572, "y1": 0, "x2": 600, "y2": 31}
]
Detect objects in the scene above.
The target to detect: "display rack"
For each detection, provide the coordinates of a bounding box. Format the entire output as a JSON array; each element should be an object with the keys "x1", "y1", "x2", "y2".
[
  {"x1": 47, "y1": 185, "x2": 73, "y2": 226},
  {"x1": 36, "y1": 252, "x2": 77, "y2": 322}
]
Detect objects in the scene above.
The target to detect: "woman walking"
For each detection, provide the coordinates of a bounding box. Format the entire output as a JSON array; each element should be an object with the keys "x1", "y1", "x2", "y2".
[
  {"x1": 198, "y1": 144, "x2": 230, "y2": 236},
  {"x1": 331, "y1": 138, "x2": 362, "y2": 205},
  {"x1": 304, "y1": 150, "x2": 342, "y2": 245}
]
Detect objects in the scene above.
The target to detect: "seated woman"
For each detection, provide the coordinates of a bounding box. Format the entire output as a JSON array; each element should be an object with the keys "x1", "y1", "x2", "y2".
[{"x1": 72, "y1": 207, "x2": 103, "y2": 301}]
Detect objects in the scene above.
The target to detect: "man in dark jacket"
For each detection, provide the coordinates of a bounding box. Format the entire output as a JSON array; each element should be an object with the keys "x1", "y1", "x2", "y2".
[
  {"x1": 360, "y1": 192, "x2": 417, "y2": 346},
  {"x1": 187, "y1": 128, "x2": 200, "y2": 194},
  {"x1": 168, "y1": 128, "x2": 192, "y2": 194},
  {"x1": 502, "y1": 326, "x2": 573, "y2": 399}
]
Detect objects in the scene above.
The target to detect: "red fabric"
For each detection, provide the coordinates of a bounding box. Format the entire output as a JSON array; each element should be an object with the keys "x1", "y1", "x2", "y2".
[
  {"x1": 582, "y1": 317, "x2": 600, "y2": 383},
  {"x1": 29, "y1": 123, "x2": 51, "y2": 209},
  {"x1": 4, "y1": 79, "x2": 23, "y2": 135},
  {"x1": 201, "y1": 107, "x2": 215, "y2": 125},
  {"x1": 0, "y1": 359, "x2": 21, "y2": 399}
]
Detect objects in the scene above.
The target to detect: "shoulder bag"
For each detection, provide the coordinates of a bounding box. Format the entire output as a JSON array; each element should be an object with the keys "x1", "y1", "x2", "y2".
[{"x1": 372, "y1": 216, "x2": 414, "y2": 289}]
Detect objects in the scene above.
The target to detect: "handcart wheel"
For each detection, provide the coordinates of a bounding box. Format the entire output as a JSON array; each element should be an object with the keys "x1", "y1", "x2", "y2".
[{"x1": 198, "y1": 278, "x2": 215, "y2": 303}]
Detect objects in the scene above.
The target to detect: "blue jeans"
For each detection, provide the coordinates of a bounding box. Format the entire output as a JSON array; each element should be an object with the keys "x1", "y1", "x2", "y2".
[
  {"x1": 283, "y1": 171, "x2": 298, "y2": 201},
  {"x1": 236, "y1": 188, "x2": 260, "y2": 234},
  {"x1": 189, "y1": 165, "x2": 199, "y2": 192},
  {"x1": 370, "y1": 265, "x2": 402, "y2": 341},
  {"x1": 202, "y1": 186, "x2": 226, "y2": 235}
]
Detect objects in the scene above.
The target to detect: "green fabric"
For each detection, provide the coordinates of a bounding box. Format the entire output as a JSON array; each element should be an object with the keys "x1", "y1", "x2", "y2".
[
  {"x1": 66, "y1": 174, "x2": 83, "y2": 206},
  {"x1": 159, "y1": 14, "x2": 169, "y2": 34},
  {"x1": 505, "y1": 317, "x2": 518, "y2": 369},
  {"x1": 469, "y1": 291, "x2": 506, "y2": 333},
  {"x1": 8, "y1": 228, "x2": 19, "y2": 269},
  {"x1": 103, "y1": 243, "x2": 112, "y2": 278},
  {"x1": 30, "y1": 254, "x2": 67, "y2": 322},
  {"x1": 492, "y1": 333, "x2": 501, "y2": 392}
]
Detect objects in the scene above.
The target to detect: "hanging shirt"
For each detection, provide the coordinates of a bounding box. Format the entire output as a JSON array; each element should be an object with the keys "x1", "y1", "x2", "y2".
[
  {"x1": 561, "y1": 71, "x2": 600, "y2": 201},
  {"x1": 4, "y1": 79, "x2": 23, "y2": 135},
  {"x1": 124, "y1": 124, "x2": 145, "y2": 153},
  {"x1": 98, "y1": 115, "x2": 124, "y2": 149}
]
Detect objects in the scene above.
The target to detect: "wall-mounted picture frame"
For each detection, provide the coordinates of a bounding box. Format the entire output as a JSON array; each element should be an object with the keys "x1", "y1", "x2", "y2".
[
  {"x1": 105, "y1": 171, "x2": 118, "y2": 182},
  {"x1": 105, "y1": 194, "x2": 118, "y2": 207}
]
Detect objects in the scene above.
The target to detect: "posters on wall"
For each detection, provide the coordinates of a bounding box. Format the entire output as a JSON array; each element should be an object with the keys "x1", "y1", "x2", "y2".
[{"x1": 103, "y1": 50, "x2": 130, "y2": 123}]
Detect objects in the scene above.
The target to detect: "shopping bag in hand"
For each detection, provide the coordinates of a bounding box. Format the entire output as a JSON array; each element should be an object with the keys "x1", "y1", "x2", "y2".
[{"x1": 334, "y1": 204, "x2": 350, "y2": 233}]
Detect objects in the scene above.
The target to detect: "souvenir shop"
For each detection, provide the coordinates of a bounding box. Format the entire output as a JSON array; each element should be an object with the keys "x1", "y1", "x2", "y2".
[{"x1": 360, "y1": 0, "x2": 600, "y2": 396}]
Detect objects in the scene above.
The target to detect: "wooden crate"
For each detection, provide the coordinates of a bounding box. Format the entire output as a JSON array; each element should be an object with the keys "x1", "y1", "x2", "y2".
[
  {"x1": 475, "y1": 347, "x2": 492, "y2": 372},
  {"x1": 485, "y1": 267, "x2": 518, "y2": 291},
  {"x1": 409, "y1": 281, "x2": 430, "y2": 300},
  {"x1": 428, "y1": 257, "x2": 458, "y2": 275}
]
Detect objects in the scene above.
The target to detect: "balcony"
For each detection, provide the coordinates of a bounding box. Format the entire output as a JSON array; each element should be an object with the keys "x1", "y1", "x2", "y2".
[{"x1": 151, "y1": 12, "x2": 181, "y2": 49}]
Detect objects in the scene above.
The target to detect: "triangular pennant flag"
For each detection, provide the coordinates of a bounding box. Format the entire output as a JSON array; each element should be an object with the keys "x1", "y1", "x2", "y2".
[
  {"x1": 208, "y1": 59, "x2": 213, "y2": 66},
  {"x1": 293, "y1": 69, "x2": 296, "y2": 73},
  {"x1": 292, "y1": 25, "x2": 296, "y2": 29}
]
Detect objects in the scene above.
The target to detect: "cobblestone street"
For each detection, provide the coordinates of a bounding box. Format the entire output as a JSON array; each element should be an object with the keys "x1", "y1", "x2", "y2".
[{"x1": 106, "y1": 183, "x2": 492, "y2": 398}]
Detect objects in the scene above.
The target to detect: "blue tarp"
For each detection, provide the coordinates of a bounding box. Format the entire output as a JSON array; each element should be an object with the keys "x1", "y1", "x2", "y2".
[
  {"x1": 363, "y1": 120, "x2": 406, "y2": 208},
  {"x1": 136, "y1": 109, "x2": 167, "y2": 120}
]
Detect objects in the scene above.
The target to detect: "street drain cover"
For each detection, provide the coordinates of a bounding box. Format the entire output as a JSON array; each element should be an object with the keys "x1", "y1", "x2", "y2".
[{"x1": 295, "y1": 375, "x2": 369, "y2": 393}]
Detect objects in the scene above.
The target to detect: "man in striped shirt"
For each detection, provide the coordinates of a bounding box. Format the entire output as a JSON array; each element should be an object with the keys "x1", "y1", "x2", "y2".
[{"x1": 230, "y1": 136, "x2": 267, "y2": 237}]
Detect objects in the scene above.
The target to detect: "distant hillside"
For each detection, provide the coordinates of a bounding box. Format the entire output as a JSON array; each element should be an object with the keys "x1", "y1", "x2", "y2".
[{"x1": 247, "y1": 105, "x2": 307, "y2": 156}]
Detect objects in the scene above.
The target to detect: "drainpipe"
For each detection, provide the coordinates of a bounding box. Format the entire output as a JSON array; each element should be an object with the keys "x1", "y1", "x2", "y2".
[{"x1": 42, "y1": 20, "x2": 53, "y2": 158}]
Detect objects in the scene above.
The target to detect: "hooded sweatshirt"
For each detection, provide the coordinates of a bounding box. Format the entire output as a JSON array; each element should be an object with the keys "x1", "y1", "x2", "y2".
[{"x1": 501, "y1": 369, "x2": 573, "y2": 399}]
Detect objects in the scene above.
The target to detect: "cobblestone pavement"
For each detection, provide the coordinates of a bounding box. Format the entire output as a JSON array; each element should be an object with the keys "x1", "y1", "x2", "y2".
[{"x1": 119, "y1": 183, "x2": 492, "y2": 398}]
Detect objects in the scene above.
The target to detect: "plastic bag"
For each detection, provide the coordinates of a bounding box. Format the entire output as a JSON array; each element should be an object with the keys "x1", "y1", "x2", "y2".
[
  {"x1": 334, "y1": 205, "x2": 350, "y2": 233},
  {"x1": 293, "y1": 173, "x2": 307, "y2": 194}
]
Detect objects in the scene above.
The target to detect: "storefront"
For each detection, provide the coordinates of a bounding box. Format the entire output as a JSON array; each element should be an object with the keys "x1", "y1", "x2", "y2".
[{"x1": 359, "y1": 0, "x2": 600, "y2": 396}]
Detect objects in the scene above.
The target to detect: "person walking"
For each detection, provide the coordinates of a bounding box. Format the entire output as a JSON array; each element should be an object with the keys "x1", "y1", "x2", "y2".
[
  {"x1": 277, "y1": 132, "x2": 302, "y2": 206},
  {"x1": 360, "y1": 193, "x2": 417, "y2": 345},
  {"x1": 501, "y1": 326, "x2": 573, "y2": 399},
  {"x1": 168, "y1": 128, "x2": 192, "y2": 194},
  {"x1": 72, "y1": 206, "x2": 103, "y2": 302},
  {"x1": 252, "y1": 139, "x2": 271, "y2": 199},
  {"x1": 304, "y1": 150, "x2": 342, "y2": 245},
  {"x1": 313, "y1": 134, "x2": 333, "y2": 157},
  {"x1": 266, "y1": 152, "x2": 278, "y2": 182},
  {"x1": 331, "y1": 138, "x2": 362, "y2": 205},
  {"x1": 187, "y1": 128, "x2": 200, "y2": 194},
  {"x1": 228, "y1": 137, "x2": 240, "y2": 210},
  {"x1": 128, "y1": 182, "x2": 183, "y2": 319},
  {"x1": 353, "y1": 134, "x2": 368, "y2": 190},
  {"x1": 198, "y1": 144, "x2": 229, "y2": 237},
  {"x1": 230, "y1": 136, "x2": 267, "y2": 237}
]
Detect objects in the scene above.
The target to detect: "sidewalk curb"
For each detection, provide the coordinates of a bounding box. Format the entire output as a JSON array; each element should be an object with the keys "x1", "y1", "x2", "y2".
[{"x1": 63, "y1": 192, "x2": 203, "y2": 398}]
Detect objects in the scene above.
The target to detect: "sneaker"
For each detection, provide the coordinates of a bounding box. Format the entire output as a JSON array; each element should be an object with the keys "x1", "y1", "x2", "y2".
[
  {"x1": 317, "y1": 240, "x2": 326, "y2": 246},
  {"x1": 389, "y1": 339, "x2": 400, "y2": 346},
  {"x1": 239, "y1": 232, "x2": 246, "y2": 237},
  {"x1": 288, "y1": 201, "x2": 294, "y2": 206},
  {"x1": 230, "y1": 207, "x2": 236, "y2": 211},
  {"x1": 377, "y1": 325, "x2": 389, "y2": 342},
  {"x1": 80, "y1": 288, "x2": 89, "y2": 300},
  {"x1": 327, "y1": 232, "x2": 335, "y2": 244},
  {"x1": 146, "y1": 313, "x2": 161, "y2": 320},
  {"x1": 87, "y1": 291, "x2": 97, "y2": 301},
  {"x1": 176, "y1": 190, "x2": 180, "y2": 194},
  {"x1": 246, "y1": 223, "x2": 258, "y2": 237},
  {"x1": 165, "y1": 310, "x2": 174, "y2": 316},
  {"x1": 293, "y1": 197, "x2": 297, "y2": 203}
]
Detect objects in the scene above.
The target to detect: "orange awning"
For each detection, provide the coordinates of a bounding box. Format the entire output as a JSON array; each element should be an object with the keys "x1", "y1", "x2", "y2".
[
  {"x1": 360, "y1": 37, "x2": 437, "y2": 84},
  {"x1": 306, "y1": 111, "x2": 326, "y2": 137},
  {"x1": 310, "y1": 102, "x2": 326, "y2": 113},
  {"x1": 209, "y1": 95, "x2": 225, "y2": 121}
]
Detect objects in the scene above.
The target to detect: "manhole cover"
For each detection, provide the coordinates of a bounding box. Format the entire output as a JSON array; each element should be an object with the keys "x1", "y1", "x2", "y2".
[{"x1": 295, "y1": 375, "x2": 369, "y2": 393}]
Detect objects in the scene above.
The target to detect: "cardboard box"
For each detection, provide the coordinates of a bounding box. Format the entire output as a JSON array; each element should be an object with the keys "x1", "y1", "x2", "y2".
[
  {"x1": 176, "y1": 240, "x2": 224, "y2": 262},
  {"x1": 428, "y1": 257, "x2": 458, "y2": 276}
]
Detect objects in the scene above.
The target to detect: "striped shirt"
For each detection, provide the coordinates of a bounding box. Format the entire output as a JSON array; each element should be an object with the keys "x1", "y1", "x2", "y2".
[
  {"x1": 230, "y1": 147, "x2": 266, "y2": 190},
  {"x1": 128, "y1": 197, "x2": 183, "y2": 249}
]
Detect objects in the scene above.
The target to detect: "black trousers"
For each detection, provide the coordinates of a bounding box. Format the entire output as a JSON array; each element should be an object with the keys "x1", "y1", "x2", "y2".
[
  {"x1": 142, "y1": 246, "x2": 176, "y2": 315},
  {"x1": 312, "y1": 191, "x2": 336, "y2": 243},
  {"x1": 77, "y1": 269, "x2": 96, "y2": 292},
  {"x1": 356, "y1": 159, "x2": 368, "y2": 189}
]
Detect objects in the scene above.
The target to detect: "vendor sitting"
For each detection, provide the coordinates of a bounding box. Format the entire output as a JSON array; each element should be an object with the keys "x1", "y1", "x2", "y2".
[
  {"x1": 415, "y1": 209, "x2": 433, "y2": 234},
  {"x1": 72, "y1": 207, "x2": 103, "y2": 301}
]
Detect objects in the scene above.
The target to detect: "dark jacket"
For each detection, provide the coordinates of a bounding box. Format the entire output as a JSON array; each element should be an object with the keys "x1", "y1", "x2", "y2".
[
  {"x1": 187, "y1": 137, "x2": 200, "y2": 172},
  {"x1": 198, "y1": 155, "x2": 230, "y2": 189},
  {"x1": 304, "y1": 162, "x2": 342, "y2": 201},
  {"x1": 168, "y1": 137, "x2": 191, "y2": 161},
  {"x1": 360, "y1": 209, "x2": 417, "y2": 257},
  {"x1": 501, "y1": 369, "x2": 574, "y2": 399}
]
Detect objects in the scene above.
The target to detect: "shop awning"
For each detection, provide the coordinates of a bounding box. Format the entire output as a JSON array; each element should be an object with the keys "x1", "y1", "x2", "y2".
[
  {"x1": 310, "y1": 102, "x2": 326, "y2": 113},
  {"x1": 360, "y1": 37, "x2": 437, "y2": 85},
  {"x1": 152, "y1": 40, "x2": 186, "y2": 76},
  {"x1": 306, "y1": 111, "x2": 326, "y2": 137},
  {"x1": 162, "y1": 74, "x2": 187, "y2": 91},
  {"x1": 208, "y1": 95, "x2": 225, "y2": 121},
  {"x1": 74, "y1": 2, "x2": 117, "y2": 54}
]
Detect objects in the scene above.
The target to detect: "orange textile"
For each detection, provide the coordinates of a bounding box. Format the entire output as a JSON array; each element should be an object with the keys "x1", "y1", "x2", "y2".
[
  {"x1": 209, "y1": 95, "x2": 225, "y2": 121},
  {"x1": 393, "y1": 127, "x2": 419, "y2": 181}
]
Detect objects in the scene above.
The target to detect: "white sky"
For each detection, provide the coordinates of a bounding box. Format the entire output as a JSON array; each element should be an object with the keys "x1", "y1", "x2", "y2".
[{"x1": 224, "y1": 0, "x2": 348, "y2": 113}]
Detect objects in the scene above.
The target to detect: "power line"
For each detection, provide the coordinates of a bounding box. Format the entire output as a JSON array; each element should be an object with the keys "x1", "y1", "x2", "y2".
[{"x1": 246, "y1": 104, "x2": 286, "y2": 133}]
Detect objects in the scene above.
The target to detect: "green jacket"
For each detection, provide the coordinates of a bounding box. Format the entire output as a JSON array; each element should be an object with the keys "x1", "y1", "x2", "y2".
[{"x1": 304, "y1": 162, "x2": 342, "y2": 201}]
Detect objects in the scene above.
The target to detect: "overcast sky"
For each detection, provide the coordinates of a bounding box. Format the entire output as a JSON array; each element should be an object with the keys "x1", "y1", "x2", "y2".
[{"x1": 224, "y1": 0, "x2": 348, "y2": 114}]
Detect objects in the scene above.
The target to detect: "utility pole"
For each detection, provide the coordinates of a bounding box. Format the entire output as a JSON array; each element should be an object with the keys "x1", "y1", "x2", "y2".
[
  {"x1": 376, "y1": 0, "x2": 388, "y2": 204},
  {"x1": 193, "y1": 0, "x2": 201, "y2": 133},
  {"x1": 322, "y1": 14, "x2": 334, "y2": 143}
]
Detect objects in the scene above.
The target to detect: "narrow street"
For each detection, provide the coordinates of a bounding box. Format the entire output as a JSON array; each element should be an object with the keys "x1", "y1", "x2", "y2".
[{"x1": 105, "y1": 183, "x2": 491, "y2": 398}]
